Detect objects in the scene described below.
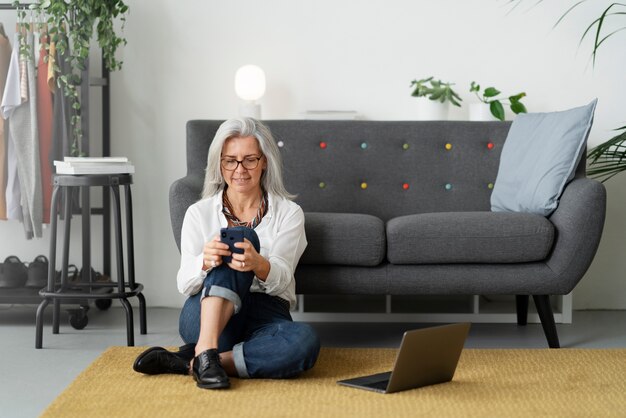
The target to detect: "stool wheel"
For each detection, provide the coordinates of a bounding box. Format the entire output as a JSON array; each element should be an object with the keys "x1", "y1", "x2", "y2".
[
  {"x1": 95, "y1": 299, "x2": 112, "y2": 310},
  {"x1": 68, "y1": 309, "x2": 89, "y2": 330}
]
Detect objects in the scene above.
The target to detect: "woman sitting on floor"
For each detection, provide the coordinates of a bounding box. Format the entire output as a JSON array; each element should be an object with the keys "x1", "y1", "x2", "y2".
[{"x1": 133, "y1": 118, "x2": 320, "y2": 389}]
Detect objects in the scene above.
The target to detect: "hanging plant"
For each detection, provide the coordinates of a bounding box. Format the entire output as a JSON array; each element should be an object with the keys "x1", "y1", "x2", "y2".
[{"x1": 18, "y1": 0, "x2": 129, "y2": 155}]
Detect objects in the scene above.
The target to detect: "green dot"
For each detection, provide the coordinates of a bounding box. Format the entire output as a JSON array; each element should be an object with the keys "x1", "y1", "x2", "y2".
[
  {"x1": 488, "y1": 183, "x2": 494, "y2": 189},
  {"x1": 402, "y1": 143, "x2": 410, "y2": 150},
  {"x1": 319, "y1": 182, "x2": 326, "y2": 189}
]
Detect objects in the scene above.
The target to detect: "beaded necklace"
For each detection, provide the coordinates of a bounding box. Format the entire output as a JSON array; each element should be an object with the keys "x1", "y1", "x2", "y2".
[{"x1": 222, "y1": 188, "x2": 268, "y2": 229}]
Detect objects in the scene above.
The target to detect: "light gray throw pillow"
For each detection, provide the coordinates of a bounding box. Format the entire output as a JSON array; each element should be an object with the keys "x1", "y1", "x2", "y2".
[{"x1": 491, "y1": 99, "x2": 597, "y2": 216}]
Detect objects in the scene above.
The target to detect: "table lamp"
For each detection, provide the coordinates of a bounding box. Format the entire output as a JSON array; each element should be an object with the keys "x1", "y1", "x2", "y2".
[{"x1": 234, "y1": 65, "x2": 266, "y2": 119}]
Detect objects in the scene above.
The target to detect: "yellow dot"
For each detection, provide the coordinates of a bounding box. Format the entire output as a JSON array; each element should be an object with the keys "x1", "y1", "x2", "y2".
[
  {"x1": 488, "y1": 183, "x2": 494, "y2": 189},
  {"x1": 319, "y1": 182, "x2": 326, "y2": 189},
  {"x1": 402, "y1": 143, "x2": 410, "y2": 150},
  {"x1": 445, "y1": 143, "x2": 452, "y2": 150},
  {"x1": 361, "y1": 182, "x2": 368, "y2": 189}
]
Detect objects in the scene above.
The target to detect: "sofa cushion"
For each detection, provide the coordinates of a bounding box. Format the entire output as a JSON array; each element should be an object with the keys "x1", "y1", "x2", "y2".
[
  {"x1": 491, "y1": 100, "x2": 597, "y2": 216},
  {"x1": 301, "y1": 212, "x2": 385, "y2": 266},
  {"x1": 387, "y1": 212, "x2": 554, "y2": 264}
]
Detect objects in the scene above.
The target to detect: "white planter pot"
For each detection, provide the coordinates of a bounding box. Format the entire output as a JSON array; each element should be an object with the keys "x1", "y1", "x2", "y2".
[
  {"x1": 416, "y1": 97, "x2": 449, "y2": 121},
  {"x1": 469, "y1": 103, "x2": 499, "y2": 121}
]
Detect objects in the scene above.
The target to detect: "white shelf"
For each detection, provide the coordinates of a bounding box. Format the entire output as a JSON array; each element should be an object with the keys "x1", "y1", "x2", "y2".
[{"x1": 292, "y1": 294, "x2": 572, "y2": 324}]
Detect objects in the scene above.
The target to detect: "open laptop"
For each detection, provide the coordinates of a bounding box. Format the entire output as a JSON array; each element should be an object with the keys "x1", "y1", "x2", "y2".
[{"x1": 337, "y1": 322, "x2": 471, "y2": 394}]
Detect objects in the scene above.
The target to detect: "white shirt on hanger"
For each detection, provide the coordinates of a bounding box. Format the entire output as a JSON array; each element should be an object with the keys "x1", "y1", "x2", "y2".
[{"x1": 2, "y1": 34, "x2": 23, "y2": 220}]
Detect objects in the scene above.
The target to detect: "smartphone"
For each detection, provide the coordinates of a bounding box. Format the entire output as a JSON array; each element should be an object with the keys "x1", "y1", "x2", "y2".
[{"x1": 220, "y1": 228, "x2": 244, "y2": 264}]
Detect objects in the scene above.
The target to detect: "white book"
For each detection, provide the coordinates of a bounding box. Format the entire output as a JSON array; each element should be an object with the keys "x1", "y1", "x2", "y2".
[
  {"x1": 55, "y1": 164, "x2": 135, "y2": 175},
  {"x1": 54, "y1": 160, "x2": 132, "y2": 168},
  {"x1": 302, "y1": 110, "x2": 359, "y2": 120},
  {"x1": 63, "y1": 156, "x2": 129, "y2": 164}
]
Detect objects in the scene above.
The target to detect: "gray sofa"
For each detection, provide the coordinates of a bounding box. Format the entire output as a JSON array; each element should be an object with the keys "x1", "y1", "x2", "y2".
[{"x1": 169, "y1": 120, "x2": 606, "y2": 348}]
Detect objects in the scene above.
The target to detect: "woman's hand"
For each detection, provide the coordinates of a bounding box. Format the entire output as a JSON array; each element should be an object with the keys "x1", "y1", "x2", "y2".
[
  {"x1": 202, "y1": 235, "x2": 231, "y2": 270},
  {"x1": 230, "y1": 238, "x2": 271, "y2": 279}
]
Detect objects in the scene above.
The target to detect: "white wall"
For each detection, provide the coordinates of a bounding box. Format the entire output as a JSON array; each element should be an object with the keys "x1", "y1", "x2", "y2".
[{"x1": 2, "y1": 0, "x2": 625, "y2": 309}]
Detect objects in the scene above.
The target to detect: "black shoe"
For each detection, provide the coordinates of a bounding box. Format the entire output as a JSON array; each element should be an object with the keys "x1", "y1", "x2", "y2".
[
  {"x1": 133, "y1": 346, "x2": 190, "y2": 375},
  {"x1": 177, "y1": 343, "x2": 196, "y2": 361},
  {"x1": 192, "y1": 349, "x2": 230, "y2": 389}
]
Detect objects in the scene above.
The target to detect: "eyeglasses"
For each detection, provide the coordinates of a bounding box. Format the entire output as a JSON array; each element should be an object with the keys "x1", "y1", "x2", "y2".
[{"x1": 220, "y1": 156, "x2": 263, "y2": 171}]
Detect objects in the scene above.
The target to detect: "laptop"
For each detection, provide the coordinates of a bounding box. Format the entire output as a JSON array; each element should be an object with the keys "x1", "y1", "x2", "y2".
[{"x1": 337, "y1": 322, "x2": 471, "y2": 394}]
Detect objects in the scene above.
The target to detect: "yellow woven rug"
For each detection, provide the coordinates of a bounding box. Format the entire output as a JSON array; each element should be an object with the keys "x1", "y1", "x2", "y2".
[{"x1": 42, "y1": 347, "x2": 626, "y2": 417}]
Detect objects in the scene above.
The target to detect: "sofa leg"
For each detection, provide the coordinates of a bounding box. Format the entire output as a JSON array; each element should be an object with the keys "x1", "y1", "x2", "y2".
[
  {"x1": 533, "y1": 295, "x2": 560, "y2": 349},
  {"x1": 516, "y1": 295, "x2": 529, "y2": 326}
]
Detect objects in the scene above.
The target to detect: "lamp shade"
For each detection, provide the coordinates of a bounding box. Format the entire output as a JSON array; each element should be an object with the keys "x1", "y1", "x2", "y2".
[{"x1": 234, "y1": 65, "x2": 266, "y2": 101}]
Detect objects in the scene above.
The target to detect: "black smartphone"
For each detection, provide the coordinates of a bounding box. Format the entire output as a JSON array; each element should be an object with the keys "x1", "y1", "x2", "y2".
[{"x1": 220, "y1": 228, "x2": 244, "y2": 264}]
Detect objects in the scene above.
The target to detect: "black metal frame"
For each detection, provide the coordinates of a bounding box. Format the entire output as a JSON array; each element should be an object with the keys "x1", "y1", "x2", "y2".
[
  {"x1": 0, "y1": 1, "x2": 114, "y2": 298},
  {"x1": 35, "y1": 174, "x2": 146, "y2": 348}
]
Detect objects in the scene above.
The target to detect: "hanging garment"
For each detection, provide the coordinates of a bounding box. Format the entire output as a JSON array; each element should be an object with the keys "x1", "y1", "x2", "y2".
[
  {"x1": 1, "y1": 33, "x2": 23, "y2": 222},
  {"x1": 37, "y1": 34, "x2": 53, "y2": 224},
  {"x1": 23, "y1": 31, "x2": 42, "y2": 237},
  {"x1": 4, "y1": 33, "x2": 42, "y2": 239},
  {"x1": 0, "y1": 30, "x2": 11, "y2": 220},
  {"x1": 50, "y1": 33, "x2": 72, "y2": 162}
]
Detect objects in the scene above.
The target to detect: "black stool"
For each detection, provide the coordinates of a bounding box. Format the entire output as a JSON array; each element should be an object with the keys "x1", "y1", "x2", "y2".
[{"x1": 35, "y1": 174, "x2": 147, "y2": 348}]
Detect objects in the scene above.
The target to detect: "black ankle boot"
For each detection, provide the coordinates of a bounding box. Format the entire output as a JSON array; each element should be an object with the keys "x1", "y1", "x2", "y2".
[
  {"x1": 192, "y1": 349, "x2": 230, "y2": 389},
  {"x1": 133, "y1": 347, "x2": 190, "y2": 375}
]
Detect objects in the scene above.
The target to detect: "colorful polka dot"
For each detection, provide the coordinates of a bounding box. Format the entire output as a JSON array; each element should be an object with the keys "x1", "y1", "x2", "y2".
[
  {"x1": 277, "y1": 141, "x2": 284, "y2": 148},
  {"x1": 487, "y1": 142, "x2": 494, "y2": 150},
  {"x1": 488, "y1": 183, "x2": 494, "y2": 189},
  {"x1": 361, "y1": 182, "x2": 368, "y2": 190},
  {"x1": 360, "y1": 142, "x2": 368, "y2": 149},
  {"x1": 445, "y1": 143, "x2": 452, "y2": 150},
  {"x1": 319, "y1": 182, "x2": 326, "y2": 189},
  {"x1": 402, "y1": 143, "x2": 410, "y2": 150},
  {"x1": 402, "y1": 183, "x2": 410, "y2": 190},
  {"x1": 319, "y1": 141, "x2": 327, "y2": 149},
  {"x1": 445, "y1": 183, "x2": 452, "y2": 190}
]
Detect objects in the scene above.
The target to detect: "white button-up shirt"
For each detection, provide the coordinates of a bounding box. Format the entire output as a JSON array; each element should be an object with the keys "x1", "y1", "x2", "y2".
[{"x1": 176, "y1": 190, "x2": 307, "y2": 309}]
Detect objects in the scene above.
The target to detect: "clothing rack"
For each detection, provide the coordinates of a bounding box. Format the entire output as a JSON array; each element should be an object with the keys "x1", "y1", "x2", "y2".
[{"x1": 0, "y1": 1, "x2": 113, "y2": 302}]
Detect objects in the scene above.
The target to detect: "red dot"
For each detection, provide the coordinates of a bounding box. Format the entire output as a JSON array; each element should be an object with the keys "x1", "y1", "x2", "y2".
[
  {"x1": 402, "y1": 183, "x2": 409, "y2": 190},
  {"x1": 319, "y1": 142, "x2": 327, "y2": 149},
  {"x1": 487, "y1": 142, "x2": 494, "y2": 150}
]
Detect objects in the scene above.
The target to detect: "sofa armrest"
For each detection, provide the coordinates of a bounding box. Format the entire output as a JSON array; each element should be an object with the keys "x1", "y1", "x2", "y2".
[
  {"x1": 545, "y1": 178, "x2": 606, "y2": 293},
  {"x1": 169, "y1": 174, "x2": 204, "y2": 251}
]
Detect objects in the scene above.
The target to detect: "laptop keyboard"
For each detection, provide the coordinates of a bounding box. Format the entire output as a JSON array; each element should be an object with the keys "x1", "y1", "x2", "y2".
[{"x1": 366, "y1": 380, "x2": 390, "y2": 391}]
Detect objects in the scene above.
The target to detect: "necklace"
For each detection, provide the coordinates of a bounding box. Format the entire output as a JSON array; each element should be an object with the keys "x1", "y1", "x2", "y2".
[{"x1": 222, "y1": 189, "x2": 268, "y2": 229}]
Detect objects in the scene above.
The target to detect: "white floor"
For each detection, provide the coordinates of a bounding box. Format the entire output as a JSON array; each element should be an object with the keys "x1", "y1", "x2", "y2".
[{"x1": 0, "y1": 305, "x2": 625, "y2": 418}]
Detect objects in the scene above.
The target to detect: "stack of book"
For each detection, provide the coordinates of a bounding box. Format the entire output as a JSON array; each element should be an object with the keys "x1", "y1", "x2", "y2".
[{"x1": 54, "y1": 157, "x2": 135, "y2": 175}]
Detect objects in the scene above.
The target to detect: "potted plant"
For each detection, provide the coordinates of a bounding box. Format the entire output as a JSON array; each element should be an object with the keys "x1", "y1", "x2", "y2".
[
  {"x1": 410, "y1": 77, "x2": 462, "y2": 120},
  {"x1": 21, "y1": 0, "x2": 129, "y2": 155},
  {"x1": 469, "y1": 81, "x2": 527, "y2": 121},
  {"x1": 507, "y1": 1, "x2": 626, "y2": 181}
]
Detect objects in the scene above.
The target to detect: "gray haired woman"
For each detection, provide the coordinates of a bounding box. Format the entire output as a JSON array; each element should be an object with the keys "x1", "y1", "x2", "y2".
[{"x1": 133, "y1": 118, "x2": 320, "y2": 389}]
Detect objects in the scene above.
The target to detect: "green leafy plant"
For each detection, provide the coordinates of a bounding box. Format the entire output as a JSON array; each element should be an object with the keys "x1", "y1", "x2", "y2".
[
  {"x1": 410, "y1": 77, "x2": 462, "y2": 107},
  {"x1": 587, "y1": 126, "x2": 626, "y2": 182},
  {"x1": 507, "y1": 1, "x2": 626, "y2": 182},
  {"x1": 18, "y1": 0, "x2": 129, "y2": 155},
  {"x1": 509, "y1": 0, "x2": 626, "y2": 67},
  {"x1": 469, "y1": 81, "x2": 527, "y2": 121}
]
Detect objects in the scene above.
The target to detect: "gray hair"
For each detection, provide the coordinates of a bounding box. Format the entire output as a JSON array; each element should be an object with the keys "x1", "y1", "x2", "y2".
[{"x1": 202, "y1": 118, "x2": 295, "y2": 200}]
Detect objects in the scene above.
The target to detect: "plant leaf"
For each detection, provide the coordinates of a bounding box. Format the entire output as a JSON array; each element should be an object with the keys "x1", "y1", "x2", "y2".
[
  {"x1": 553, "y1": 0, "x2": 589, "y2": 29},
  {"x1": 587, "y1": 128, "x2": 626, "y2": 182},
  {"x1": 490, "y1": 101, "x2": 506, "y2": 121},
  {"x1": 510, "y1": 101, "x2": 527, "y2": 114},
  {"x1": 484, "y1": 87, "x2": 501, "y2": 98}
]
